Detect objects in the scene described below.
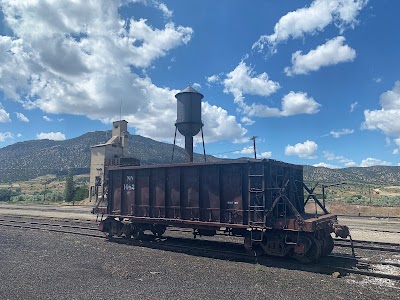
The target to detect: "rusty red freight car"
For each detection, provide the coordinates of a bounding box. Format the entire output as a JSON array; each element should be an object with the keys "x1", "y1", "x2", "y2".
[{"x1": 98, "y1": 159, "x2": 349, "y2": 263}]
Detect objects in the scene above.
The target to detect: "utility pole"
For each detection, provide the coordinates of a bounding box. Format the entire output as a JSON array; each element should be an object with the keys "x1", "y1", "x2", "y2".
[
  {"x1": 322, "y1": 182, "x2": 347, "y2": 208},
  {"x1": 43, "y1": 181, "x2": 47, "y2": 202},
  {"x1": 250, "y1": 136, "x2": 258, "y2": 159}
]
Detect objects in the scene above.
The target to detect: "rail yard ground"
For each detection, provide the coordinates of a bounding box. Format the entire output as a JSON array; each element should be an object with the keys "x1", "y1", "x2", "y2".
[{"x1": 0, "y1": 204, "x2": 399, "y2": 300}]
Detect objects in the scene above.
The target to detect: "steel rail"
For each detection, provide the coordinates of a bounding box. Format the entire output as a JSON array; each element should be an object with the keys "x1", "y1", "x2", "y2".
[
  {"x1": 334, "y1": 237, "x2": 400, "y2": 247},
  {"x1": 0, "y1": 213, "x2": 94, "y2": 224},
  {"x1": 0, "y1": 220, "x2": 102, "y2": 238},
  {"x1": 1, "y1": 220, "x2": 399, "y2": 281}
]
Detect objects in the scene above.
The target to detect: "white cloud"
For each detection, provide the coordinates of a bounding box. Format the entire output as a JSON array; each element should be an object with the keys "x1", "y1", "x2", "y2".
[
  {"x1": 157, "y1": 2, "x2": 173, "y2": 18},
  {"x1": 36, "y1": 132, "x2": 66, "y2": 141},
  {"x1": 15, "y1": 112, "x2": 29, "y2": 122},
  {"x1": 0, "y1": 0, "x2": 192, "y2": 98},
  {"x1": 284, "y1": 36, "x2": 356, "y2": 76},
  {"x1": 285, "y1": 140, "x2": 318, "y2": 159},
  {"x1": 253, "y1": 0, "x2": 368, "y2": 53},
  {"x1": 363, "y1": 110, "x2": 400, "y2": 136},
  {"x1": 223, "y1": 61, "x2": 280, "y2": 106},
  {"x1": 213, "y1": 61, "x2": 321, "y2": 118},
  {"x1": 232, "y1": 137, "x2": 251, "y2": 144},
  {"x1": 378, "y1": 81, "x2": 400, "y2": 110},
  {"x1": 373, "y1": 77, "x2": 382, "y2": 83},
  {"x1": 234, "y1": 146, "x2": 254, "y2": 155},
  {"x1": 350, "y1": 101, "x2": 358, "y2": 112},
  {"x1": 127, "y1": 18, "x2": 193, "y2": 68},
  {"x1": 259, "y1": 151, "x2": 272, "y2": 158},
  {"x1": 0, "y1": 132, "x2": 13, "y2": 141},
  {"x1": 280, "y1": 91, "x2": 321, "y2": 116},
  {"x1": 313, "y1": 162, "x2": 340, "y2": 169},
  {"x1": 192, "y1": 83, "x2": 201, "y2": 89},
  {"x1": 233, "y1": 146, "x2": 271, "y2": 158},
  {"x1": 394, "y1": 138, "x2": 400, "y2": 148},
  {"x1": 200, "y1": 102, "x2": 247, "y2": 143},
  {"x1": 363, "y1": 81, "x2": 400, "y2": 136},
  {"x1": 329, "y1": 128, "x2": 354, "y2": 138},
  {"x1": 359, "y1": 157, "x2": 391, "y2": 167},
  {"x1": 17, "y1": 133, "x2": 22, "y2": 137},
  {"x1": 345, "y1": 161, "x2": 358, "y2": 167},
  {"x1": 43, "y1": 116, "x2": 53, "y2": 122},
  {"x1": 240, "y1": 116, "x2": 255, "y2": 125},
  {"x1": 392, "y1": 138, "x2": 400, "y2": 154},
  {"x1": 243, "y1": 91, "x2": 320, "y2": 117},
  {"x1": 0, "y1": 1, "x2": 245, "y2": 143},
  {"x1": 206, "y1": 74, "x2": 220, "y2": 84},
  {"x1": 242, "y1": 104, "x2": 281, "y2": 117},
  {"x1": 323, "y1": 151, "x2": 356, "y2": 167},
  {"x1": 0, "y1": 105, "x2": 11, "y2": 122}
]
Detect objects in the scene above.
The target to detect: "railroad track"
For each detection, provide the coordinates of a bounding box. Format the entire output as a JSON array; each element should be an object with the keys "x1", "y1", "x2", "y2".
[
  {"x1": 334, "y1": 237, "x2": 400, "y2": 253},
  {"x1": 2, "y1": 214, "x2": 399, "y2": 253},
  {"x1": 0, "y1": 204, "x2": 90, "y2": 214},
  {"x1": 0, "y1": 216, "x2": 399, "y2": 281},
  {"x1": 0, "y1": 213, "x2": 95, "y2": 226},
  {"x1": 346, "y1": 227, "x2": 400, "y2": 234},
  {"x1": 0, "y1": 218, "x2": 102, "y2": 238}
]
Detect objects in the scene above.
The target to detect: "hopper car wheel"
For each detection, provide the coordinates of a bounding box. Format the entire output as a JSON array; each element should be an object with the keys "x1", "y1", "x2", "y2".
[
  {"x1": 105, "y1": 230, "x2": 113, "y2": 239},
  {"x1": 151, "y1": 225, "x2": 166, "y2": 237},
  {"x1": 293, "y1": 234, "x2": 321, "y2": 264},
  {"x1": 102, "y1": 218, "x2": 118, "y2": 239},
  {"x1": 320, "y1": 234, "x2": 334, "y2": 256},
  {"x1": 131, "y1": 225, "x2": 144, "y2": 240},
  {"x1": 123, "y1": 223, "x2": 135, "y2": 239}
]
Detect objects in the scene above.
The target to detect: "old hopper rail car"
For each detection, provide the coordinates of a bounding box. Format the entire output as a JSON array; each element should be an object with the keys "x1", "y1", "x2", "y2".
[{"x1": 97, "y1": 159, "x2": 350, "y2": 263}]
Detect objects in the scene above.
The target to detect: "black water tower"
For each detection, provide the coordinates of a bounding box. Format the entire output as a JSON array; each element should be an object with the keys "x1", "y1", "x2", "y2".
[{"x1": 175, "y1": 86, "x2": 204, "y2": 162}]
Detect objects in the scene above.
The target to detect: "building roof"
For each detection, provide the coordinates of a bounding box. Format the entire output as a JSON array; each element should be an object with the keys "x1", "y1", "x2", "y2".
[{"x1": 179, "y1": 86, "x2": 203, "y2": 95}]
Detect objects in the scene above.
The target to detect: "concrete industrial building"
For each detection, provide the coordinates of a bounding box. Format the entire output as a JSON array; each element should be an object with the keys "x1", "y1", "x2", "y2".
[{"x1": 89, "y1": 120, "x2": 129, "y2": 201}]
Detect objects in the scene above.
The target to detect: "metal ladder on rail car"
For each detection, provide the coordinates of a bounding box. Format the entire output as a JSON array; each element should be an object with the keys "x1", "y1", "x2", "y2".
[{"x1": 248, "y1": 164, "x2": 266, "y2": 242}]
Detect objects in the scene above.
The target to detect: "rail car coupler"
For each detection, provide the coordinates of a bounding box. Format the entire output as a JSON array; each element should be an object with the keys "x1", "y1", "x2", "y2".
[{"x1": 333, "y1": 223, "x2": 350, "y2": 238}]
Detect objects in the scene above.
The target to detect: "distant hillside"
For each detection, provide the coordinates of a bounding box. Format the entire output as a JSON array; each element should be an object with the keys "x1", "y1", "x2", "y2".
[
  {"x1": 0, "y1": 131, "x2": 218, "y2": 182},
  {"x1": 303, "y1": 165, "x2": 400, "y2": 185},
  {"x1": 2, "y1": 131, "x2": 400, "y2": 185}
]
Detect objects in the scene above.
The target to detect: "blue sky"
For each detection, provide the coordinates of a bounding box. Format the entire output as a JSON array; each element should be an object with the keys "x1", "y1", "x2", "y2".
[{"x1": 1, "y1": 0, "x2": 400, "y2": 168}]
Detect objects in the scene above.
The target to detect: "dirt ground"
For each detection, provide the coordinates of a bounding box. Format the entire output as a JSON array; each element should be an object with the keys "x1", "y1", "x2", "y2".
[{"x1": 306, "y1": 201, "x2": 400, "y2": 217}]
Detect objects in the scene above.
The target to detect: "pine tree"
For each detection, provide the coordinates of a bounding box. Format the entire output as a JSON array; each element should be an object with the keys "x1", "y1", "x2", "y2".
[{"x1": 64, "y1": 171, "x2": 75, "y2": 203}]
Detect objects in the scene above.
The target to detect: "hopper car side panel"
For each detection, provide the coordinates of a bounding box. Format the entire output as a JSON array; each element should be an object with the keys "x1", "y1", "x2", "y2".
[{"x1": 106, "y1": 160, "x2": 304, "y2": 227}]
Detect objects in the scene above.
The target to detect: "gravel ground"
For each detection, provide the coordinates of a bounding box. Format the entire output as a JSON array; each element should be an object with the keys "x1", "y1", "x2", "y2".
[{"x1": 0, "y1": 227, "x2": 399, "y2": 300}]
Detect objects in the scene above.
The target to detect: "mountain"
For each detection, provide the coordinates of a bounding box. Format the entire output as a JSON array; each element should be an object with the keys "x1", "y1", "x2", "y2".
[
  {"x1": 0, "y1": 131, "x2": 219, "y2": 182},
  {"x1": 1, "y1": 131, "x2": 400, "y2": 185},
  {"x1": 303, "y1": 165, "x2": 400, "y2": 185}
]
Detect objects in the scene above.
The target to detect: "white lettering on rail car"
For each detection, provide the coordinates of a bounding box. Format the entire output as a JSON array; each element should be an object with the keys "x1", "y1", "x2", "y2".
[
  {"x1": 227, "y1": 201, "x2": 239, "y2": 205},
  {"x1": 126, "y1": 176, "x2": 134, "y2": 181},
  {"x1": 124, "y1": 183, "x2": 135, "y2": 191}
]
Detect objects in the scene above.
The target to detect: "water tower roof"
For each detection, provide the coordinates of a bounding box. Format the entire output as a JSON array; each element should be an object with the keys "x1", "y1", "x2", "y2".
[{"x1": 179, "y1": 86, "x2": 202, "y2": 95}]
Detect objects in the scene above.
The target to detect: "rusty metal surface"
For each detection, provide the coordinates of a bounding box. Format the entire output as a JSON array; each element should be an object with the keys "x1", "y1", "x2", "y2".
[
  {"x1": 106, "y1": 159, "x2": 306, "y2": 227},
  {"x1": 99, "y1": 213, "x2": 338, "y2": 233},
  {"x1": 273, "y1": 214, "x2": 338, "y2": 231}
]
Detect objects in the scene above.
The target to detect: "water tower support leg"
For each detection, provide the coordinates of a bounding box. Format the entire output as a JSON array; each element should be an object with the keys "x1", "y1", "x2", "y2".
[
  {"x1": 201, "y1": 127, "x2": 206, "y2": 162},
  {"x1": 171, "y1": 126, "x2": 178, "y2": 163}
]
